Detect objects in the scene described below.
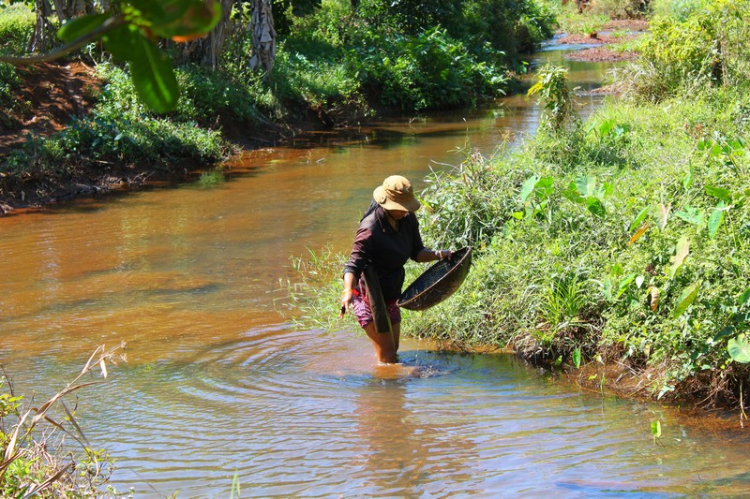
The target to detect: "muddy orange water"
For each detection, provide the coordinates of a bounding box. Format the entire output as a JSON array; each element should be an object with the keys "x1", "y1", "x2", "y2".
[{"x1": 2, "y1": 43, "x2": 750, "y2": 497}]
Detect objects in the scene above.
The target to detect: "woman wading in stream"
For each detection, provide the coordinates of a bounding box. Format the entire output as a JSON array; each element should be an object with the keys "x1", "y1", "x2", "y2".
[{"x1": 340, "y1": 175, "x2": 452, "y2": 364}]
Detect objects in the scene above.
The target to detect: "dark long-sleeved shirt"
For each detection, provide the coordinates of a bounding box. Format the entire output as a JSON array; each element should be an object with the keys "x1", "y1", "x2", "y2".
[{"x1": 343, "y1": 205, "x2": 425, "y2": 300}]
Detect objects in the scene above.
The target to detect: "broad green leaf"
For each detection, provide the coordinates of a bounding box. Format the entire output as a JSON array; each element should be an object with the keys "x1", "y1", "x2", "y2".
[
  {"x1": 520, "y1": 175, "x2": 540, "y2": 204},
  {"x1": 587, "y1": 197, "x2": 605, "y2": 217},
  {"x1": 536, "y1": 176, "x2": 554, "y2": 198},
  {"x1": 667, "y1": 236, "x2": 690, "y2": 279},
  {"x1": 562, "y1": 181, "x2": 584, "y2": 204},
  {"x1": 128, "y1": 32, "x2": 179, "y2": 113},
  {"x1": 739, "y1": 287, "x2": 750, "y2": 306},
  {"x1": 599, "y1": 119, "x2": 614, "y2": 136},
  {"x1": 575, "y1": 176, "x2": 595, "y2": 198},
  {"x1": 102, "y1": 24, "x2": 138, "y2": 60},
  {"x1": 704, "y1": 185, "x2": 731, "y2": 203},
  {"x1": 728, "y1": 334, "x2": 750, "y2": 363},
  {"x1": 707, "y1": 202, "x2": 725, "y2": 239},
  {"x1": 674, "y1": 205, "x2": 704, "y2": 226},
  {"x1": 58, "y1": 13, "x2": 110, "y2": 42},
  {"x1": 629, "y1": 206, "x2": 649, "y2": 231},
  {"x1": 673, "y1": 281, "x2": 700, "y2": 318}
]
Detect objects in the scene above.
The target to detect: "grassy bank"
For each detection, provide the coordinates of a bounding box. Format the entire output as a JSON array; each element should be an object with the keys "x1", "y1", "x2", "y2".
[
  {"x1": 1, "y1": 0, "x2": 556, "y2": 212},
  {"x1": 289, "y1": 0, "x2": 750, "y2": 412}
]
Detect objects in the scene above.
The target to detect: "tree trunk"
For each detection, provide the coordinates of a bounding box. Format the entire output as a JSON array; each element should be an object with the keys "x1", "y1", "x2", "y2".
[
  {"x1": 248, "y1": 0, "x2": 276, "y2": 75},
  {"x1": 28, "y1": 0, "x2": 96, "y2": 54}
]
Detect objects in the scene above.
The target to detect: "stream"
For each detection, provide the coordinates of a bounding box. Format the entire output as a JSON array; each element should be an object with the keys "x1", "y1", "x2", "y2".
[{"x1": 2, "y1": 40, "x2": 750, "y2": 498}]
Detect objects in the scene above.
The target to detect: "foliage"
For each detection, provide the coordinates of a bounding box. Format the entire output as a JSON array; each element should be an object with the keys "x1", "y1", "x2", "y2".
[
  {"x1": 527, "y1": 65, "x2": 579, "y2": 132},
  {"x1": 0, "y1": 2, "x2": 34, "y2": 55},
  {"x1": 0, "y1": 0, "x2": 222, "y2": 113},
  {"x1": 589, "y1": 0, "x2": 650, "y2": 19},
  {"x1": 287, "y1": 81, "x2": 750, "y2": 409},
  {"x1": 350, "y1": 27, "x2": 508, "y2": 111},
  {"x1": 0, "y1": 346, "x2": 124, "y2": 498},
  {"x1": 620, "y1": 0, "x2": 750, "y2": 102}
]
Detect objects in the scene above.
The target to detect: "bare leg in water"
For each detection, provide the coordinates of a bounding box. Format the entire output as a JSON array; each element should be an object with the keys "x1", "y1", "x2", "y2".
[{"x1": 364, "y1": 321, "x2": 401, "y2": 364}]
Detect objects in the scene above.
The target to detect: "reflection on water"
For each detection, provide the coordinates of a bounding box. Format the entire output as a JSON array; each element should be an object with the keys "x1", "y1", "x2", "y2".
[{"x1": 2, "y1": 47, "x2": 750, "y2": 497}]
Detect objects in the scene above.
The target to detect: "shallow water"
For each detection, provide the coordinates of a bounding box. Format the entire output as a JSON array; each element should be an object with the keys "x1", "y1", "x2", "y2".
[{"x1": 2, "y1": 46, "x2": 750, "y2": 497}]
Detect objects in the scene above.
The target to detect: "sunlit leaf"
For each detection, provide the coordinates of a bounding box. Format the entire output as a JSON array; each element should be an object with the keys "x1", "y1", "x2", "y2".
[
  {"x1": 58, "y1": 13, "x2": 110, "y2": 42},
  {"x1": 575, "y1": 176, "x2": 595, "y2": 197},
  {"x1": 728, "y1": 334, "x2": 750, "y2": 364},
  {"x1": 99, "y1": 359, "x2": 108, "y2": 378},
  {"x1": 739, "y1": 287, "x2": 750, "y2": 306},
  {"x1": 704, "y1": 185, "x2": 732, "y2": 203},
  {"x1": 707, "y1": 202, "x2": 725, "y2": 239},
  {"x1": 629, "y1": 222, "x2": 649, "y2": 245},
  {"x1": 674, "y1": 205, "x2": 704, "y2": 226},
  {"x1": 667, "y1": 236, "x2": 690, "y2": 279},
  {"x1": 657, "y1": 203, "x2": 670, "y2": 230},
  {"x1": 629, "y1": 207, "x2": 649, "y2": 231},
  {"x1": 673, "y1": 281, "x2": 700, "y2": 318},
  {"x1": 520, "y1": 175, "x2": 540, "y2": 204}
]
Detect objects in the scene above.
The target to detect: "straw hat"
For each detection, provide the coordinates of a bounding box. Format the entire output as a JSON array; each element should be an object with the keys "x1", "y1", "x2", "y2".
[{"x1": 373, "y1": 175, "x2": 421, "y2": 212}]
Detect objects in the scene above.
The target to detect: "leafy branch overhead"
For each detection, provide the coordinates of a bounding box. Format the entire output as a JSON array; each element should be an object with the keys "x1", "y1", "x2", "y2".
[{"x1": 0, "y1": 0, "x2": 222, "y2": 112}]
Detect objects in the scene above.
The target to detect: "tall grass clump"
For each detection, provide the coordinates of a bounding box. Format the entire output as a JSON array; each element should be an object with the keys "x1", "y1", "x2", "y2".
[{"x1": 0, "y1": 346, "x2": 124, "y2": 498}]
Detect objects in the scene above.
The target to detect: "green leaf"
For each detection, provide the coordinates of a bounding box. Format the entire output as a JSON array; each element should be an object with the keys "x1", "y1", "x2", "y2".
[
  {"x1": 102, "y1": 24, "x2": 138, "y2": 60},
  {"x1": 629, "y1": 207, "x2": 649, "y2": 231},
  {"x1": 667, "y1": 236, "x2": 690, "y2": 279},
  {"x1": 707, "y1": 202, "x2": 725, "y2": 239},
  {"x1": 674, "y1": 205, "x2": 704, "y2": 226},
  {"x1": 673, "y1": 281, "x2": 700, "y2": 318},
  {"x1": 575, "y1": 176, "x2": 595, "y2": 197},
  {"x1": 128, "y1": 32, "x2": 179, "y2": 113},
  {"x1": 587, "y1": 197, "x2": 605, "y2": 217},
  {"x1": 738, "y1": 287, "x2": 750, "y2": 306},
  {"x1": 728, "y1": 334, "x2": 750, "y2": 363},
  {"x1": 704, "y1": 185, "x2": 732, "y2": 203},
  {"x1": 520, "y1": 175, "x2": 540, "y2": 204},
  {"x1": 58, "y1": 13, "x2": 111, "y2": 43},
  {"x1": 572, "y1": 348, "x2": 581, "y2": 369},
  {"x1": 650, "y1": 420, "x2": 661, "y2": 438}
]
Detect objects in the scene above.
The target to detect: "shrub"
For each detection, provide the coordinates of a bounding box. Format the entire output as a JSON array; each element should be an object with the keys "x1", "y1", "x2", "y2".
[{"x1": 0, "y1": 3, "x2": 34, "y2": 56}]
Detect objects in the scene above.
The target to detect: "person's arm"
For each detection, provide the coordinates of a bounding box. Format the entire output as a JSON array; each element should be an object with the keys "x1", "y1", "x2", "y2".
[
  {"x1": 415, "y1": 248, "x2": 452, "y2": 263},
  {"x1": 340, "y1": 271, "x2": 356, "y2": 318}
]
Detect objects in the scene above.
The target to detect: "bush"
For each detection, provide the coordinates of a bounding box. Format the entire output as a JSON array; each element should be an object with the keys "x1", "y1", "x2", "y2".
[{"x1": 0, "y1": 3, "x2": 34, "y2": 56}]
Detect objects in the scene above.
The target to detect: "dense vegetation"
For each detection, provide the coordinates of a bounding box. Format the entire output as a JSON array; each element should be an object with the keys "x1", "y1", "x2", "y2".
[
  {"x1": 290, "y1": 0, "x2": 750, "y2": 412},
  {"x1": 1, "y1": 0, "x2": 555, "y2": 209}
]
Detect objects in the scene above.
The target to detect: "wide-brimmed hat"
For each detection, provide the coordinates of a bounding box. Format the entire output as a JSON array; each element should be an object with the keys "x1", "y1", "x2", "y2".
[{"x1": 373, "y1": 175, "x2": 421, "y2": 212}]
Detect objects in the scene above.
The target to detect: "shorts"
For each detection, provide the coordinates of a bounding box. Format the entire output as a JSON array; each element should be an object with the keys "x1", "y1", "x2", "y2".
[{"x1": 352, "y1": 292, "x2": 401, "y2": 328}]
